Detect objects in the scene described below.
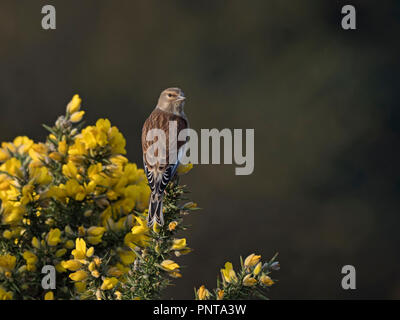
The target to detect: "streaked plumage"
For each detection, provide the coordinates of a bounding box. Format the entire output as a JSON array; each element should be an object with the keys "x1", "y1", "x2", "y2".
[{"x1": 142, "y1": 88, "x2": 189, "y2": 227}]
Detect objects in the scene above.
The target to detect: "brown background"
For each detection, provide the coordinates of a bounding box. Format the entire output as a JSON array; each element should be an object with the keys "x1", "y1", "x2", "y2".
[{"x1": 0, "y1": 0, "x2": 399, "y2": 299}]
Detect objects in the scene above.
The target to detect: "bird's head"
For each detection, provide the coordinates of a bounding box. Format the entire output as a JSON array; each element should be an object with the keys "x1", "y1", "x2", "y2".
[{"x1": 157, "y1": 87, "x2": 186, "y2": 115}]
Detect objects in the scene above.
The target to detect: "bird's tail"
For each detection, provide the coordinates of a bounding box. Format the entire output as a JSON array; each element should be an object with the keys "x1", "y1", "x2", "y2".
[{"x1": 147, "y1": 193, "x2": 164, "y2": 227}]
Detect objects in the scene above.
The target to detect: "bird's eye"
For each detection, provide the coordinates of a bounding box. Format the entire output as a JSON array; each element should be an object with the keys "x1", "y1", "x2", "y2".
[{"x1": 167, "y1": 94, "x2": 172, "y2": 97}]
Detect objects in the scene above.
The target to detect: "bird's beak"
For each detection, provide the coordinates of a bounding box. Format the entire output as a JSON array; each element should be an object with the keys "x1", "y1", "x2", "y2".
[{"x1": 177, "y1": 95, "x2": 186, "y2": 101}]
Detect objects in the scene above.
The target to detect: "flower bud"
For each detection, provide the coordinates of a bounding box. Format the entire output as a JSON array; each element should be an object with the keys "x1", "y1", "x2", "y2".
[
  {"x1": 66, "y1": 94, "x2": 82, "y2": 114},
  {"x1": 243, "y1": 274, "x2": 257, "y2": 287},
  {"x1": 244, "y1": 253, "x2": 261, "y2": 268}
]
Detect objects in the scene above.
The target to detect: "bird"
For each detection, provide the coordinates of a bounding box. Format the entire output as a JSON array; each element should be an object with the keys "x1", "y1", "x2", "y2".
[{"x1": 142, "y1": 88, "x2": 189, "y2": 227}]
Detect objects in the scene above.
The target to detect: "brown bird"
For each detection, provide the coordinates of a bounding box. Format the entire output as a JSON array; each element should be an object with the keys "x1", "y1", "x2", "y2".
[{"x1": 142, "y1": 88, "x2": 189, "y2": 227}]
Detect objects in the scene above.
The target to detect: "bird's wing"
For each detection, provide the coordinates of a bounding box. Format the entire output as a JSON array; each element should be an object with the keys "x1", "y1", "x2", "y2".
[
  {"x1": 143, "y1": 156, "x2": 155, "y2": 193},
  {"x1": 142, "y1": 108, "x2": 188, "y2": 193},
  {"x1": 159, "y1": 163, "x2": 178, "y2": 194}
]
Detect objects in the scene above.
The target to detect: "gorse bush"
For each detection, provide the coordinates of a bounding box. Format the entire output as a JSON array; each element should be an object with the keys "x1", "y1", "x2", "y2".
[
  {"x1": 196, "y1": 254, "x2": 279, "y2": 300},
  {"x1": 0, "y1": 95, "x2": 279, "y2": 300}
]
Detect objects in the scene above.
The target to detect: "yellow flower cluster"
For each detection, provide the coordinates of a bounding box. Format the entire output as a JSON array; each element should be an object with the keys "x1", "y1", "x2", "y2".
[
  {"x1": 69, "y1": 118, "x2": 126, "y2": 159},
  {"x1": 0, "y1": 286, "x2": 12, "y2": 300},
  {"x1": 0, "y1": 95, "x2": 156, "y2": 300},
  {"x1": 0, "y1": 254, "x2": 16, "y2": 278},
  {"x1": 0, "y1": 137, "x2": 51, "y2": 226},
  {"x1": 221, "y1": 253, "x2": 275, "y2": 288},
  {"x1": 196, "y1": 253, "x2": 279, "y2": 300},
  {"x1": 46, "y1": 118, "x2": 150, "y2": 223}
]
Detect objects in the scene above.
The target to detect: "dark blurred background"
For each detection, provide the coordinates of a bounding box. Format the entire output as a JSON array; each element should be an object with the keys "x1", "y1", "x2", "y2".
[{"x1": 1, "y1": 0, "x2": 399, "y2": 299}]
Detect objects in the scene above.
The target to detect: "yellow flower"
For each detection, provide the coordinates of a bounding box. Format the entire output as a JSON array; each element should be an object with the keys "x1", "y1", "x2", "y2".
[
  {"x1": 74, "y1": 281, "x2": 87, "y2": 293},
  {"x1": 72, "y1": 238, "x2": 93, "y2": 260},
  {"x1": 131, "y1": 216, "x2": 149, "y2": 235},
  {"x1": 70, "y1": 111, "x2": 85, "y2": 123},
  {"x1": 69, "y1": 270, "x2": 88, "y2": 282},
  {"x1": 58, "y1": 140, "x2": 68, "y2": 155},
  {"x1": 88, "y1": 262, "x2": 96, "y2": 272},
  {"x1": 86, "y1": 235, "x2": 102, "y2": 245},
  {"x1": 44, "y1": 291, "x2": 54, "y2": 300},
  {"x1": 243, "y1": 274, "x2": 257, "y2": 287},
  {"x1": 115, "y1": 291, "x2": 122, "y2": 300},
  {"x1": 244, "y1": 253, "x2": 261, "y2": 268},
  {"x1": 23, "y1": 251, "x2": 38, "y2": 272},
  {"x1": 95, "y1": 118, "x2": 111, "y2": 136},
  {"x1": 31, "y1": 236, "x2": 40, "y2": 249},
  {"x1": 62, "y1": 162, "x2": 78, "y2": 179},
  {"x1": 2, "y1": 230, "x2": 12, "y2": 239},
  {"x1": 49, "y1": 152, "x2": 62, "y2": 161},
  {"x1": 87, "y1": 163, "x2": 103, "y2": 182},
  {"x1": 118, "y1": 249, "x2": 136, "y2": 265},
  {"x1": 217, "y1": 289, "x2": 224, "y2": 300},
  {"x1": 121, "y1": 232, "x2": 135, "y2": 249},
  {"x1": 183, "y1": 202, "x2": 197, "y2": 209},
  {"x1": 45, "y1": 185, "x2": 67, "y2": 201},
  {"x1": 2, "y1": 206, "x2": 25, "y2": 225},
  {"x1": 176, "y1": 248, "x2": 192, "y2": 258},
  {"x1": 0, "y1": 148, "x2": 9, "y2": 162},
  {"x1": 171, "y1": 238, "x2": 187, "y2": 250},
  {"x1": 78, "y1": 226, "x2": 86, "y2": 237},
  {"x1": 29, "y1": 142, "x2": 47, "y2": 163},
  {"x1": 56, "y1": 248, "x2": 67, "y2": 258},
  {"x1": 81, "y1": 128, "x2": 101, "y2": 149},
  {"x1": 91, "y1": 270, "x2": 100, "y2": 278},
  {"x1": 15, "y1": 136, "x2": 34, "y2": 152},
  {"x1": 93, "y1": 257, "x2": 101, "y2": 266},
  {"x1": 30, "y1": 166, "x2": 52, "y2": 185},
  {"x1": 253, "y1": 262, "x2": 262, "y2": 276},
  {"x1": 107, "y1": 263, "x2": 129, "y2": 277},
  {"x1": 260, "y1": 274, "x2": 274, "y2": 287},
  {"x1": 168, "y1": 221, "x2": 178, "y2": 231},
  {"x1": 86, "y1": 246, "x2": 94, "y2": 257},
  {"x1": 197, "y1": 285, "x2": 210, "y2": 300},
  {"x1": 169, "y1": 271, "x2": 182, "y2": 278},
  {"x1": 47, "y1": 228, "x2": 61, "y2": 246},
  {"x1": 64, "y1": 225, "x2": 73, "y2": 235},
  {"x1": 65, "y1": 240, "x2": 75, "y2": 249},
  {"x1": 221, "y1": 262, "x2": 237, "y2": 283},
  {"x1": 100, "y1": 277, "x2": 118, "y2": 290},
  {"x1": 0, "y1": 286, "x2": 13, "y2": 300},
  {"x1": 55, "y1": 263, "x2": 66, "y2": 273},
  {"x1": 177, "y1": 162, "x2": 193, "y2": 175},
  {"x1": 87, "y1": 226, "x2": 106, "y2": 237},
  {"x1": 0, "y1": 254, "x2": 16, "y2": 274},
  {"x1": 108, "y1": 127, "x2": 126, "y2": 154},
  {"x1": 86, "y1": 226, "x2": 106, "y2": 245},
  {"x1": 67, "y1": 94, "x2": 82, "y2": 114},
  {"x1": 160, "y1": 260, "x2": 180, "y2": 272},
  {"x1": 0, "y1": 136, "x2": 34, "y2": 158},
  {"x1": 20, "y1": 184, "x2": 34, "y2": 204},
  {"x1": 61, "y1": 260, "x2": 82, "y2": 271},
  {"x1": 46, "y1": 218, "x2": 55, "y2": 226},
  {"x1": 126, "y1": 217, "x2": 149, "y2": 247},
  {"x1": 64, "y1": 179, "x2": 86, "y2": 201},
  {"x1": 0, "y1": 177, "x2": 11, "y2": 191},
  {"x1": 71, "y1": 119, "x2": 126, "y2": 155},
  {"x1": 1, "y1": 158, "x2": 22, "y2": 177}
]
